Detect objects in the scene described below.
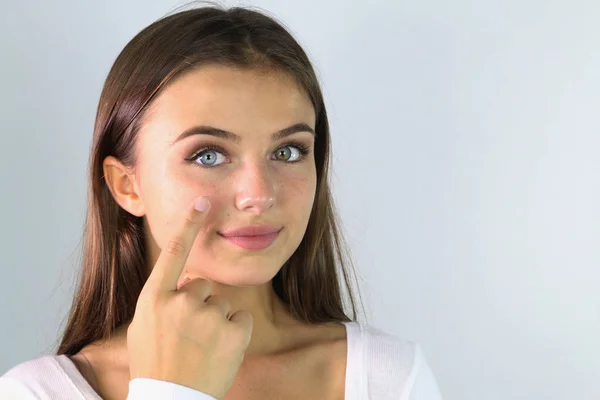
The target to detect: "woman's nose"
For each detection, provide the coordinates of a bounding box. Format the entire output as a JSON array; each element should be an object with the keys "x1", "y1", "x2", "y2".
[{"x1": 234, "y1": 164, "x2": 276, "y2": 214}]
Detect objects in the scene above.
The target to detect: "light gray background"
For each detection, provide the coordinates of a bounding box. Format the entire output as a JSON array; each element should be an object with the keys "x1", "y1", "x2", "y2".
[{"x1": 1, "y1": 1, "x2": 599, "y2": 399}]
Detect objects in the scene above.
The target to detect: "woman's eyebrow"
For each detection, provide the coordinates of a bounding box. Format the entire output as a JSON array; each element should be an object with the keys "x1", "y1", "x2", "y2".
[{"x1": 171, "y1": 122, "x2": 315, "y2": 145}]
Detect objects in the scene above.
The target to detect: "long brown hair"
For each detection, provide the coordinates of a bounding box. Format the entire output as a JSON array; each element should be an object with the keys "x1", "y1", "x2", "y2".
[{"x1": 57, "y1": 4, "x2": 364, "y2": 356}]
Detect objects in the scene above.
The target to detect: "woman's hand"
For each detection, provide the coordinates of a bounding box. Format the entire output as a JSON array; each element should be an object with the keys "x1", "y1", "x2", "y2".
[{"x1": 126, "y1": 197, "x2": 254, "y2": 399}]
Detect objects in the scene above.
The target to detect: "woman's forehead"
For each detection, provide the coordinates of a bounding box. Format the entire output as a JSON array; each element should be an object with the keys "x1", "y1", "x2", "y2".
[
  {"x1": 140, "y1": 65, "x2": 316, "y2": 144},
  {"x1": 155, "y1": 66, "x2": 312, "y2": 114}
]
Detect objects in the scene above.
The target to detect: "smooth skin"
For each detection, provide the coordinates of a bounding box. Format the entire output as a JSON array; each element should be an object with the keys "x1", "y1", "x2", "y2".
[{"x1": 69, "y1": 66, "x2": 348, "y2": 400}]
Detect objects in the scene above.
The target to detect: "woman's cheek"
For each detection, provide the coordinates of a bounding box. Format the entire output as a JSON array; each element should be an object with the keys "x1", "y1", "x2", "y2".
[
  {"x1": 170, "y1": 174, "x2": 228, "y2": 231},
  {"x1": 284, "y1": 172, "x2": 316, "y2": 206}
]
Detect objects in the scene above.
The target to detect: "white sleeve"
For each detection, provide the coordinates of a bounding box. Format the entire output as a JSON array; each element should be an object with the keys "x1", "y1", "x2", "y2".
[
  {"x1": 127, "y1": 378, "x2": 218, "y2": 400},
  {"x1": 0, "y1": 377, "x2": 40, "y2": 399},
  {"x1": 407, "y1": 346, "x2": 443, "y2": 400}
]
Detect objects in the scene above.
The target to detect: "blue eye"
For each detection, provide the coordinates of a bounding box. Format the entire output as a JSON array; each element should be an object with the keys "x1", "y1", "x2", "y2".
[{"x1": 191, "y1": 147, "x2": 227, "y2": 167}]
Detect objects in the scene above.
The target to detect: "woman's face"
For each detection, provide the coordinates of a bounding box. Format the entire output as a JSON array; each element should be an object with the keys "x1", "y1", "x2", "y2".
[{"x1": 134, "y1": 65, "x2": 317, "y2": 287}]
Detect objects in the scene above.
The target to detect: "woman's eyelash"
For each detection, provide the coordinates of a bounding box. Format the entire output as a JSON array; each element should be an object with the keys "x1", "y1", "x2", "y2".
[
  {"x1": 279, "y1": 141, "x2": 311, "y2": 159},
  {"x1": 186, "y1": 144, "x2": 227, "y2": 161},
  {"x1": 185, "y1": 141, "x2": 312, "y2": 165}
]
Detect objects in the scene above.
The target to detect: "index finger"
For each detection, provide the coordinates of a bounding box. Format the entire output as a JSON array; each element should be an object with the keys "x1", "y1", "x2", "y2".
[{"x1": 144, "y1": 197, "x2": 211, "y2": 293}]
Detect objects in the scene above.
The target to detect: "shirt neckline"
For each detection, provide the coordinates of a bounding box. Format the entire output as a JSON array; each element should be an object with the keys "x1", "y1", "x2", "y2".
[
  {"x1": 55, "y1": 320, "x2": 363, "y2": 400},
  {"x1": 53, "y1": 355, "x2": 102, "y2": 399}
]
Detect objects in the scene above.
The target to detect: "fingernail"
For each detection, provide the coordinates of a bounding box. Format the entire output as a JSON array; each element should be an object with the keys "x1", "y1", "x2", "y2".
[{"x1": 194, "y1": 197, "x2": 210, "y2": 212}]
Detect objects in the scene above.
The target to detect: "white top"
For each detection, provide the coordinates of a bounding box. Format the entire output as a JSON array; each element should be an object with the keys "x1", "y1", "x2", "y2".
[{"x1": 0, "y1": 322, "x2": 443, "y2": 399}]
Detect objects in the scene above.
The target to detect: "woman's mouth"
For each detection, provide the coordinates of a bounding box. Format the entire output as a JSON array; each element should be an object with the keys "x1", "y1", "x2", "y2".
[{"x1": 218, "y1": 225, "x2": 283, "y2": 250}]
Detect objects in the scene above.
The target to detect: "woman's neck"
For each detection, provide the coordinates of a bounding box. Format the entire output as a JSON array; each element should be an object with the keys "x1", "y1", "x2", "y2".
[{"x1": 99, "y1": 279, "x2": 301, "y2": 369}]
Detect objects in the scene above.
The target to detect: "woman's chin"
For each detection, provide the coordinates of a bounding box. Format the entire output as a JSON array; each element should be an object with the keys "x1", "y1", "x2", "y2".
[{"x1": 188, "y1": 263, "x2": 282, "y2": 288}]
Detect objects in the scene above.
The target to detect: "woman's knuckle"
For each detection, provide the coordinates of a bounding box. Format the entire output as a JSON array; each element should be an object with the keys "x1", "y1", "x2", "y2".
[{"x1": 164, "y1": 238, "x2": 186, "y2": 255}]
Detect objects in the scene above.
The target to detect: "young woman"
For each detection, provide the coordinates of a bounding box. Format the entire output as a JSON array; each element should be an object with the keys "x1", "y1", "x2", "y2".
[{"x1": 0, "y1": 5, "x2": 443, "y2": 400}]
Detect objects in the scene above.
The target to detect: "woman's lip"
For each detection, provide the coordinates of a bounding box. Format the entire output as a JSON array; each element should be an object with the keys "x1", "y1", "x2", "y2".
[
  {"x1": 219, "y1": 225, "x2": 282, "y2": 237},
  {"x1": 219, "y1": 230, "x2": 281, "y2": 250}
]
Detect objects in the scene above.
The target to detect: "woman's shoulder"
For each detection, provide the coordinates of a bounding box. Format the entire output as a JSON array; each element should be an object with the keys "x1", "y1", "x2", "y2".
[
  {"x1": 343, "y1": 321, "x2": 443, "y2": 399},
  {"x1": 3, "y1": 354, "x2": 62, "y2": 374},
  {"x1": 0, "y1": 354, "x2": 94, "y2": 399},
  {"x1": 345, "y1": 320, "x2": 421, "y2": 362}
]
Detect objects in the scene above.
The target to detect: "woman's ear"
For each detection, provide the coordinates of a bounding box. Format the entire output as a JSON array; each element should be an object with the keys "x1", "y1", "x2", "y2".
[{"x1": 102, "y1": 156, "x2": 145, "y2": 217}]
